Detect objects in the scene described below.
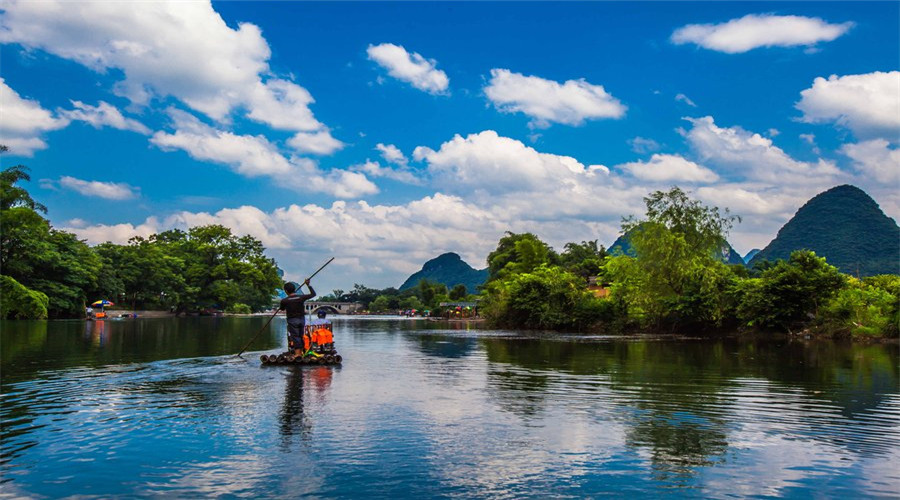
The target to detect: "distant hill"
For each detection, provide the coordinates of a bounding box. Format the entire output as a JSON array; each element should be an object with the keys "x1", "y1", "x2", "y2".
[
  {"x1": 608, "y1": 226, "x2": 745, "y2": 265},
  {"x1": 743, "y1": 249, "x2": 760, "y2": 264},
  {"x1": 399, "y1": 253, "x2": 488, "y2": 293},
  {"x1": 749, "y1": 185, "x2": 899, "y2": 276}
]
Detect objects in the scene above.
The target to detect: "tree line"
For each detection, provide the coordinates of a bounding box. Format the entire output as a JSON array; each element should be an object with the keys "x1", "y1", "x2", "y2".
[
  {"x1": 478, "y1": 187, "x2": 899, "y2": 338},
  {"x1": 318, "y1": 279, "x2": 474, "y2": 314},
  {"x1": 1, "y1": 161, "x2": 280, "y2": 319}
]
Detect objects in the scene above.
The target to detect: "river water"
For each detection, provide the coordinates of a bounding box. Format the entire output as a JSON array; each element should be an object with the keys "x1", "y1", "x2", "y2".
[{"x1": 1, "y1": 317, "x2": 898, "y2": 498}]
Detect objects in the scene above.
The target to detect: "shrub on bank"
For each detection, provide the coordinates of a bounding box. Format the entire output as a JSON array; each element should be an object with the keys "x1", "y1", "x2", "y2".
[
  {"x1": 226, "y1": 303, "x2": 252, "y2": 314},
  {"x1": 1, "y1": 275, "x2": 49, "y2": 319},
  {"x1": 484, "y1": 265, "x2": 610, "y2": 330},
  {"x1": 821, "y1": 277, "x2": 899, "y2": 338}
]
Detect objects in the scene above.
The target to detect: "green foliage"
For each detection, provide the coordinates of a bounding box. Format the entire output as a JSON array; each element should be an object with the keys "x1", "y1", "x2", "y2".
[
  {"x1": 736, "y1": 250, "x2": 847, "y2": 331},
  {"x1": 370, "y1": 295, "x2": 391, "y2": 312},
  {"x1": 0, "y1": 275, "x2": 49, "y2": 319},
  {"x1": 0, "y1": 156, "x2": 283, "y2": 318},
  {"x1": 449, "y1": 283, "x2": 467, "y2": 300},
  {"x1": 226, "y1": 303, "x2": 252, "y2": 314},
  {"x1": 559, "y1": 240, "x2": 607, "y2": 280},
  {"x1": 484, "y1": 265, "x2": 608, "y2": 330},
  {"x1": 416, "y1": 279, "x2": 448, "y2": 308},
  {"x1": 622, "y1": 186, "x2": 739, "y2": 258},
  {"x1": 606, "y1": 188, "x2": 741, "y2": 330},
  {"x1": 487, "y1": 232, "x2": 557, "y2": 282},
  {"x1": 149, "y1": 226, "x2": 281, "y2": 312},
  {"x1": 1, "y1": 163, "x2": 47, "y2": 213},
  {"x1": 821, "y1": 279, "x2": 897, "y2": 338},
  {"x1": 399, "y1": 295, "x2": 424, "y2": 311}
]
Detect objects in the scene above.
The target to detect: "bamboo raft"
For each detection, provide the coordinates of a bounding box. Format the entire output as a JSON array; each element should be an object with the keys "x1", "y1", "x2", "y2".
[{"x1": 260, "y1": 353, "x2": 343, "y2": 366}]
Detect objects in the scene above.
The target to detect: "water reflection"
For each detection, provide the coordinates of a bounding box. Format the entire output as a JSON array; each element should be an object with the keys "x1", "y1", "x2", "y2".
[
  {"x1": 278, "y1": 366, "x2": 335, "y2": 444},
  {"x1": 1, "y1": 318, "x2": 897, "y2": 498}
]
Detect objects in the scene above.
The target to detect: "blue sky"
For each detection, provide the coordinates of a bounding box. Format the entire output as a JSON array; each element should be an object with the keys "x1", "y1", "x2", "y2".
[{"x1": 1, "y1": 1, "x2": 898, "y2": 293}]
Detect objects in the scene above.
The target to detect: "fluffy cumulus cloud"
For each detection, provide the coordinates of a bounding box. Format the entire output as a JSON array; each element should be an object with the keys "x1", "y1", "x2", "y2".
[
  {"x1": 841, "y1": 139, "x2": 900, "y2": 184},
  {"x1": 56, "y1": 176, "x2": 138, "y2": 200},
  {"x1": 0, "y1": 0, "x2": 331, "y2": 134},
  {"x1": 412, "y1": 130, "x2": 641, "y2": 221},
  {"x1": 413, "y1": 130, "x2": 590, "y2": 194},
  {"x1": 286, "y1": 130, "x2": 344, "y2": 155},
  {"x1": 58, "y1": 101, "x2": 150, "y2": 134},
  {"x1": 59, "y1": 124, "x2": 895, "y2": 289},
  {"x1": 150, "y1": 109, "x2": 293, "y2": 177},
  {"x1": 150, "y1": 109, "x2": 376, "y2": 198},
  {"x1": 366, "y1": 43, "x2": 449, "y2": 95},
  {"x1": 351, "y1": 160, "x2": 423, "y2": 186},
  {"x1": 681, "y1": 116, "x2": 841, "y2": 184},
  {"x1": 796, "y1": 71, "x2": 900, "y2": 141},
  {"x1": 619, "y1": 154, "x2": 719, "y2": 183},
  {"x1": 484, "y1": 69, "x2": 626, "y2": 128},
  {"x1": 0, "y1": 78, "x2": 68, "y2": 155},
  {"x1": 671, "y1": 14, "x2": 853, "y2": 53},
  {"x1": 376, "y1": 143, "x2": 409, "y2": 167}
]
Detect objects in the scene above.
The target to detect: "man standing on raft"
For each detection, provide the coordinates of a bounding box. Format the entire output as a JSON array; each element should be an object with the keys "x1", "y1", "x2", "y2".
[{"x1": 280, "y1": 279, "x2": 316, "y2": 357}]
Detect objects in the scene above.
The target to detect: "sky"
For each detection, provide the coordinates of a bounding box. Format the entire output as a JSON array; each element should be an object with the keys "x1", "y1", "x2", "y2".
[{"x1": 1, "y1": 1, "x2": 898, "y2": 294}]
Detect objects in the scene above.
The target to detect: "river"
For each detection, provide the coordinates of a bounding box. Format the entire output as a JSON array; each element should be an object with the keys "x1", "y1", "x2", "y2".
[{"x1": 1, "y1": 316, "x2": 898, "y2": 498}]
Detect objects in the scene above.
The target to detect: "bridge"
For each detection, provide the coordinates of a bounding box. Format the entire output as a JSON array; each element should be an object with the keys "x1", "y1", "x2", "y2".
[{"x1": 304, "y1": 301, "x2": 364, "y2": 315}]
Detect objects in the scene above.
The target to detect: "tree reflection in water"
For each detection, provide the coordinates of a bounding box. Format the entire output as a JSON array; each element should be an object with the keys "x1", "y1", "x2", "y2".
[{"x1": 479, "y1": 335, "x2": 897, "y2": 477}]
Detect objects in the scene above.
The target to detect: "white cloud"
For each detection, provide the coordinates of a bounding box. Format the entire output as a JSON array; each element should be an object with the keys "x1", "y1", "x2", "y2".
[
  {"x1": 58, "y1": 100, "x2": 150, "y2": 134},
  {"x1": 629, "y1": 136, "x2": 661, "y2": 154},
  {"x1": 351, "y1": 160, "x2": 423, "y2": 186},
  {"x1": 675, "y1": 93, "x2": 697, "y2": 107},
  {"x1": 57, "y1": 176, "x2": 138, "y2": 200},
  {"x1": 303, "y1": 169, "x2": 379, "y2": 199},
  {"x1": 246, "y1": 79, "x2": 323, "y2": 132},
  {"x1": 0, "y1": 78, "x2": 68, "y2": 155},
  {"x1": 150, "y1": 109, "x2": 377, "y2": 198},
  {"x1": 620, "y1": 154, "x2": 719, "y2": 183},
  {"x1": 286, "y1": 130, "x2": 344, "y2": 155},
  {"x1": 375, "y1": 143, "x2": 408, "y2": 167},
  {"x1": 681, "y1": 116, "x2": 842, "y2": 184},
  {"x1": 150, "y1": 109, "x2": 293, "y2": 177},
  {"x1": 671, "y1": 14, "x2": 853, "y2": 53},
  {"x1": 0, "y1": 0, "x2": 328, "y2": 133},
  {"x1": 366, "y1": 43, "x2": 449, "y2": 95},
  {"x1": 799, "y1": 133, "x2": 821, "y2": 154},
  {"x1": 484, "y1": 69, "x2": 626, "y2": 128},
  {"x1": 62, "y1": 218, "x2": 161, "y2": 245},
  {"x1": 413, "y1": 130, "x2": 589, "y2": 195},
  {"x1": 841, "y1": 139, "x2": 900, "y2": 184},
  {"x1": 796, "y1": 71, "x2": 900, "y2": 141},
  {"x1": 412, "y1": 130, "x2": 645, "y2": 222}
]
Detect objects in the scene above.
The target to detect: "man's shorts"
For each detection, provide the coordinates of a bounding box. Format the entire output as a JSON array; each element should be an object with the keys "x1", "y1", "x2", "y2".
[{"x1": 287, "y1": 317, "x2": 305, "y2": 348}]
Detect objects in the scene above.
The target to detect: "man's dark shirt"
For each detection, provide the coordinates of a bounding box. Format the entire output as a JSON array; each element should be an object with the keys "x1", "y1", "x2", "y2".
[{"x1": 280, "y1": 285, "x2": 316, "y2": 318}]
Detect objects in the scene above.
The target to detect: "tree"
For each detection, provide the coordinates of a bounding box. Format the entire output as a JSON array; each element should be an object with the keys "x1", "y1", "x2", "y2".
[
  {"x1": 623, "y1": 187, "x2": 739, "y2": 257},
  {"x1": 559, "y1": 240, "x2": 608, "y2": 280},
  {"x1": 487, "y1": 232, "x2": 557, "y2": 282},
  {"x1": 449, "y1": 284, "x2": 468, "y2": 300},
  {"x1": 399, "y1": 296, "x2": 425, "y2": 311},
  {"x1": 416, "y1": 279, "x2": 448, "y2": 308},
  {"x1": 484, "y1": 265, "x2": 608, "y2": 330},
  {"x1": 737, "y1": 250, "x2": 847, "y2": 332},
  {"x1": 1, "y1": 160, "x2": 47, "y2": 213},
  {"x1": 1, "y1": 275, "x2": 49, "y2": 319},
  {"x1": 370, "y1": 295, "x2": 391, "y2": 312},
  {"x1": 607, "y1": 187, "x2": 741, "y2": 330}
]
